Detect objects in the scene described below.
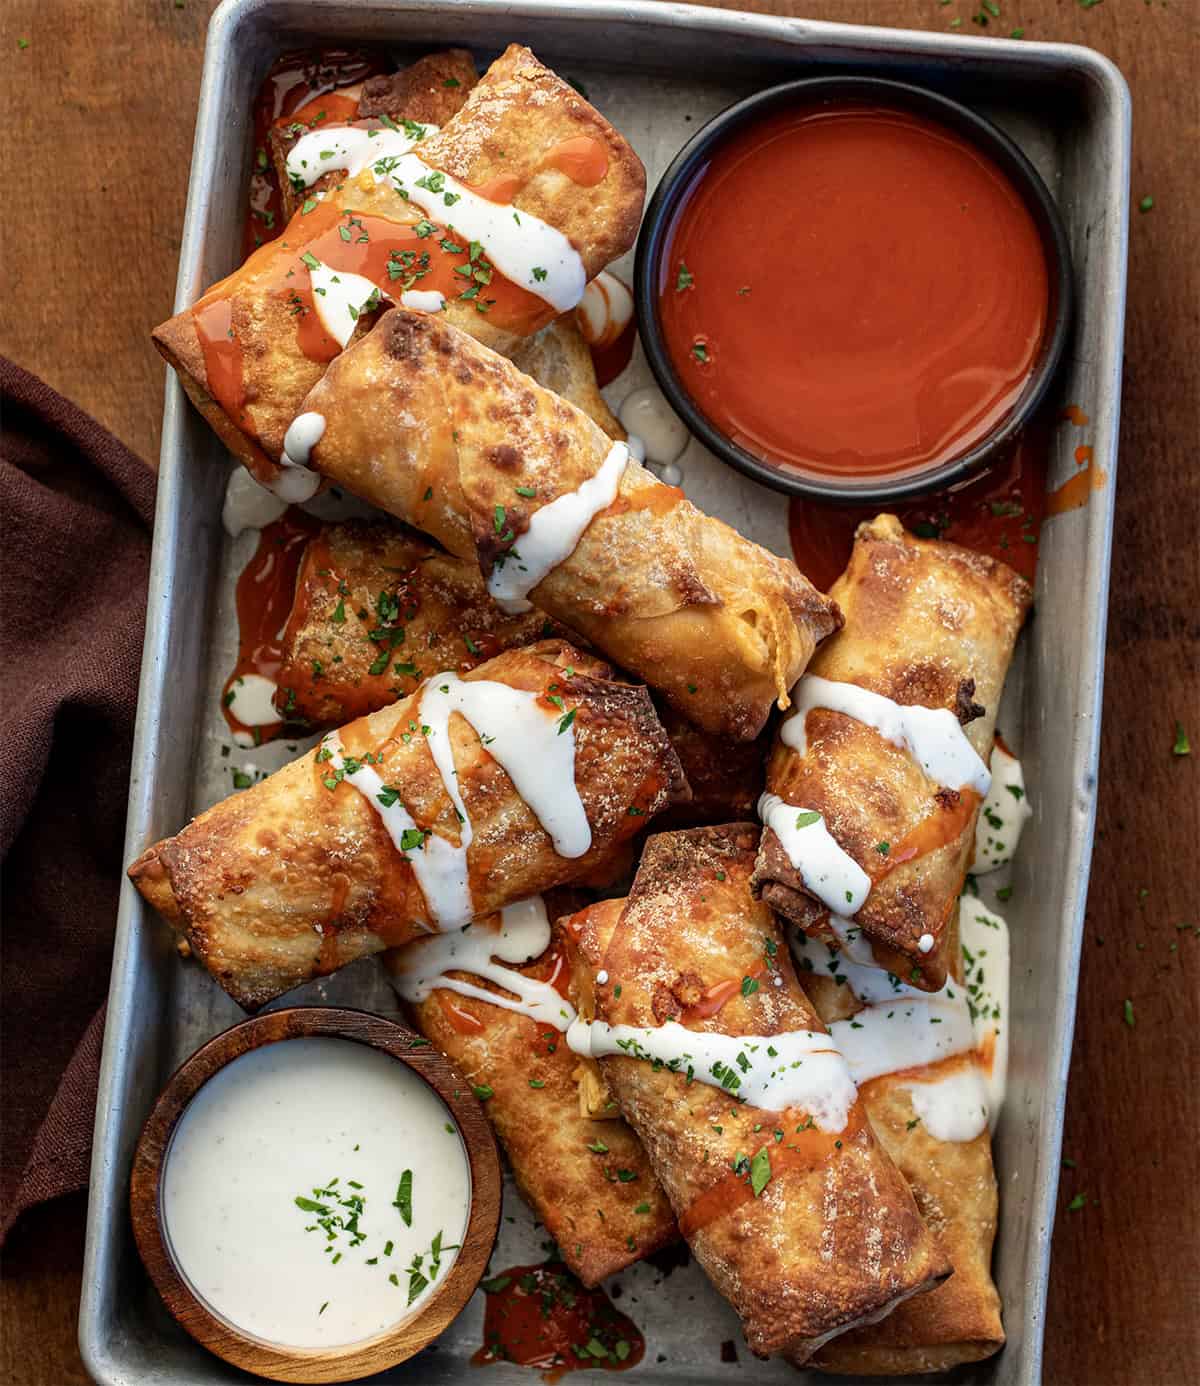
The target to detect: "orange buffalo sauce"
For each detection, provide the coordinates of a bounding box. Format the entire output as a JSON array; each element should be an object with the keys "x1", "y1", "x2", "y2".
[
  {"x1": 197, "y1": 197, "x2": 554, "y2": 422},
  {"x1": 243, "y1": 48, "x2": 389, "y2": 256},
  {"x1": 678, "y1": 1106, "x2": 868, "y2": 1238},
  {"x1": 659, "y1": 103, "x2": 1050, "y2": 483},
  {"x1": 221, "y1": 509, "x2": 320, "y2": 743},
  {"x1": 787, "y1": 423, "x2": 1049, "y2": 592},
  {"x1": 474, "y1": 1262, "x2": 643, "y2": 1376}
]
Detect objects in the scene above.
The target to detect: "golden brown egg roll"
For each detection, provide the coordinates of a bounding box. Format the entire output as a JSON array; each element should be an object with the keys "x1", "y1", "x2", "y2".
[
  {"x1": 128, "y1": 642, "x2": 687, "y2": 1010},
  {"x1": 752, "y1": 515, "x2": 1031, "y2": 990},
  {"x1": 562, "y1": 826, "x2": 949, "y2": 1363},
  {"x1": 268, "y1": 51, "x2": 482, "y2": 223},
  {"x1": 269, "y1": 521, "x2": 765, "y2": 830},
  {"x1": 152, "y1": 44, "x2": 644, "y2": 483},
  {"x1": 382, "y1": 896, "x2": 678, "y2": 1288},
  {"x1": 272, "y1": 518, "x2": 568, "y2": 727},
  {"x1": 297, "y1": 308, "x2": 841, "y2": 739},
  {"x1": 793, "y1": 918, "x2": 1004, "y2": 1375}
]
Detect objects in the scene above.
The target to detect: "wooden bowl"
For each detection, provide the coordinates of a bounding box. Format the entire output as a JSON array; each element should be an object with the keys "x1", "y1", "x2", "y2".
[{"x1": 130, "y1": 1007, "x2": 501, "y2": 1383}]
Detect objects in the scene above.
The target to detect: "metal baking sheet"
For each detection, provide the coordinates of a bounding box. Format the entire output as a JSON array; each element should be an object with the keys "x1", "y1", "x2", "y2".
[{"x1": 79, "y1": 2, "x2": 1130, "y2": 1382}]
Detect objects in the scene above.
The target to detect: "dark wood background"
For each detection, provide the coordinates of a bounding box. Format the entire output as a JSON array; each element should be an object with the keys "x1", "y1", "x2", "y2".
[{"x1": 2, "y1": 2, "x2": 1196, "y2": 1382}]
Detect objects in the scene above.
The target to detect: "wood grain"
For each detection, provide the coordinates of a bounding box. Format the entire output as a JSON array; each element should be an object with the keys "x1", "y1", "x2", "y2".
[
  {"x1": 2, "y1": 3, "x2": 1197, "y2": 1384},
  {"x1": 128, "y1": 1009, "x2": 501, "y2": 1384}
]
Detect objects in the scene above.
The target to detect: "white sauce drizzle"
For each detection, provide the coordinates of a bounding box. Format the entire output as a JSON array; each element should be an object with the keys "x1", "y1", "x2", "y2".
[
  {"x1": 389, "y1": 897, "x2": 577, "y2": 1031},
  {"x1": 324, "y1": 731, "x2": 472, "y2": 927},
  {"x1": 397, "y1": 153, "x2": 586, "y2": 312},
  {"x1": 487, "y1": 441, "x2": 628, "y2": 614},
  {"x1": 221, "y1": 467, "x2": 288, "y2": 537},
  {"x1": 326, "y1": 674, "x2": 590, "y2": 928},
  {"x1": 781, "y1": 675, "x2": 992, "y2": 797},
  {"x1": 757, "y1": 792, "x2": 871, "y2": 915},
  {"x1": 285, "y1": 123, "x2": 437, "y2": 189},
  {"x1": 974, "y1": 743, "x2": 1031, "y2": 873},
  {"x1": 959, "y1": 893, "x2": 1011, "y2": 1131},
  {"x1": 790, "y1": 899, "x2": 1010, "y2": 1144},
  {"x1": 307, "y1": 261, "x2": 384, "y2": 350},
  {"x1": 399, "y1": 288, "x2": 446, "y2": 313},
  {"x1": 618, "y1": 385, "x2": 689, "y2": 467},
  {"x1": 576, "y1": 271, "x2": 633, "y2": 350},
  {"x1": 565, "y1": 1017, "x2": 857, "y2": 1131},
  {"x1": 225, "y1": 674, "x2": 280, "y2": 728}
]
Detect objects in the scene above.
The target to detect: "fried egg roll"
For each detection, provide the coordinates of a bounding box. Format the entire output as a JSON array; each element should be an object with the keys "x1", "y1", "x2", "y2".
[
  {"x1": 297, "y1": 308, "x2": 841, "y2": 739},
  {"x1": 563, "y1": 826, "x2": 948, "y2": 1362},
  {"x1": 152, "y1": 44, "x2": 643, "y2": 485},
  {"x1": 273, "y1": 518, "x2": 566, "y2": 727},
  {"x1": 128, "y1": 642, "x2": 687, "y2": 1009},
  {"x1": 268, "y1": 50, "x2": 481, "y2": 223},
  {"x1": 270, "y1": 521, "x2": 766, "y2": 829},
  {"x1": 791, "y1": 908, "x2": 1005, "y2": 1374},
  {"x1": 752, "y1": 514, "x2": 1031, "y2": 990},
  {"x1": 384, "y1": 894, "x2": 678, "y2": 1287}
]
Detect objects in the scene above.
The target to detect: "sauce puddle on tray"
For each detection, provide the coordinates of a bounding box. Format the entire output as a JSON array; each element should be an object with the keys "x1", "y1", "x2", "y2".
[
  {"x1": 474, "y1": 1260, "x2": 644, "y2": 1378},
  {"x1": 161, "y1": 1036, "x2": 470, "y2": 1348}
]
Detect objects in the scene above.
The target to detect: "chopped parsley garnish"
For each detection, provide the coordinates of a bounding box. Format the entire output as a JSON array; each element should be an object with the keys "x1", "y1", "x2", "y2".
[
  {"x1": 794, "y1": 810, "x2": 821, "y2": 829},
  {"x1": 675, "y1": 261, "x2": 694, "y2": 292}
]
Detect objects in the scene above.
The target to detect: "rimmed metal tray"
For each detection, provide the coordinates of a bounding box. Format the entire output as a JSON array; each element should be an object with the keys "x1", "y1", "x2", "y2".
[{"x1": 80, "y1": 1, "x2": 1130, "y2": 1382}]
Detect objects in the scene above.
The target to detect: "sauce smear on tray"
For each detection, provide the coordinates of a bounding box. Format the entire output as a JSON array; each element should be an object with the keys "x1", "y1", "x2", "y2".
[
  {"x1": 473, "y1": 1261, "x2": 643, "y2": 1376},
  {"x1": 659, "y1": 102, "x2": 1050, "y2": 482}
]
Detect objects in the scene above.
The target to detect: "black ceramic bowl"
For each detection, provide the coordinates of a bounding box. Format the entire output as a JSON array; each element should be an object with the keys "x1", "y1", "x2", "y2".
[{"x1": 634, "y1": 76, "x2": 1074, "y2": 504}]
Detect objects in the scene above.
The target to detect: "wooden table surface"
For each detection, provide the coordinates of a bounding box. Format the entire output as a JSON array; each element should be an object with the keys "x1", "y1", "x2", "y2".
[{"x1": 2, "y1": 2, "x2": 1196, "y2": 1383}]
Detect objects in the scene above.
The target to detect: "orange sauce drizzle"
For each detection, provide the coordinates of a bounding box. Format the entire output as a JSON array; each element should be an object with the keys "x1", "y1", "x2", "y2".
[
  {"x1": 197, "y1": 196, "x2": 555, "y2": 424},
  {"x1": 678, "y1": 1105, "x2": 868, "y2": 1239},
  {"x1": 470, "y1": 170, "x2": 525, "y2": 204},
  {"x1": 438, "y1": 993, "x2": 486, "y2": 1035},
  {"x1": 543, "y1": 135, "x2": 609, "y2": 187},
  {"x1": 222, "y1": 509, "x2": 320, "y2": 743},
  {"x1": 868, "y1": 789, "x2": 982, "y2": 884},
  {"x1": 679, "y1": 966, "x2": 768, "y2": 1024},
  {"x1": 1045, "y1": 443, "x2": 1107, "y2": 515},
  {"x1": 1061, "y1": 403, "x2": 1089, "y2": 427},
  {"x1": 193, "y1": 297, "x2": 247, "y2": 421}
]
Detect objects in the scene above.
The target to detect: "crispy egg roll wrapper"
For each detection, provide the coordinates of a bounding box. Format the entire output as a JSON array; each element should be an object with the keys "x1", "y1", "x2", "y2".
[
  {"x1": 564, "y1": 826, "x2": 948, "y2": 1362},
  {"x1": 272, "y1": 520, "x2": 764, "y2": 830},
  {"x1": 752, "y1": 515, "x2": 1031, "y2": 990},
  {"x1": 274, "y1": 518, "x2": 569, "y2": 726},
  {"x1": 268, "y1": 51, "x2": 482, "y2": 223},
  {"x1": 153, "y1": 44, "x2": 643, "y2": 479},
  {"x1": 300, "y1": 308, "x2": 841, "y2": 739},
  {"x1": 507, "y1": 315, "x2": 625, "y2": 441},
  {"x1": 128, "y1": 642, "x2": 687, "y2": 1009},
  {"x1": 383, "y1": 903, "x2": 678, "y2": 1287},
  {"x1": 796, "y1": 919, "x2": 1003, "y2": 1374}
]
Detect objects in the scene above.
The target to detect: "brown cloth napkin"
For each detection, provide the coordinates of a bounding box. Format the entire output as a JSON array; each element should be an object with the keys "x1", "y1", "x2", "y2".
[{"x1": 1, "y1": 357, "x2": 156, "y2": 1243}]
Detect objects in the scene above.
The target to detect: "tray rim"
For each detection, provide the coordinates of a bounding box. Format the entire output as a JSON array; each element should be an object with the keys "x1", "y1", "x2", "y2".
[{"x1": 79, "y1": 2, "x2": 1131, "y2": 1383}]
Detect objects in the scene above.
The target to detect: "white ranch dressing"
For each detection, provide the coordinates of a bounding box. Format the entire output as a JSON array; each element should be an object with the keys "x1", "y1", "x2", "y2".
[
  {"x1": 221, "y1": 467, "x2": 288, "y2": 536},
  {"x1": 790, "y1": 908, "x2": 1008, "y2": 1142},
  {"x1": 285, "y1": 122, "x2": 436, "y2": 189},
  {"x1": 266, "y1": 410, "x2": 327, "y2": 504},
  {"x1": 565, "y1": 1017, "x2": 857, "y2": 1131},
  {"x1": 487, "y1": 441, "x2": 628, "y2": 614},
  {"x1": 324, "y1": 731, "x2": 472, "y2": 926},
  {"x1": 781, "y1": 675, "x2": 992, "y2": 797},
  {"x1": 307, "y1": 260, "x2": 383, "y2": 350},
  {"x1": 390, "y1": 897, "x2": 577, "y2": 1031},
  {"x1": 973, "y1": 744, "x2": 1031, "y2": 872},
  {"x1": 400, "y1": 288, "x2": 446, "y2": 313},
  {"x1": 161, "y1": 1036, "x2": 469, "y2": 1348},
  {"x1": 618, "y1": 385, "x2": 690, "y2": 467},
  {"x1": 326, "y1": 674, "x2": 590, "y2": 928},
  {"x1": 959, "y1": 893, "x2": 1011, "y2": 1130},
  {"x1": 757, "y1": 792, "x2": 871, "y2": 915},
  {"x1": 225, "y1": 674, "x2": 280, "y2": 728}
]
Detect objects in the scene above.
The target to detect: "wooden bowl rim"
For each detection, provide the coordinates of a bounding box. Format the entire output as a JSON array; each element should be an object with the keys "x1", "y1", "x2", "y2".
[{"x1": 129, "y1": 1006, "x2": 501, "y2": 1384}]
